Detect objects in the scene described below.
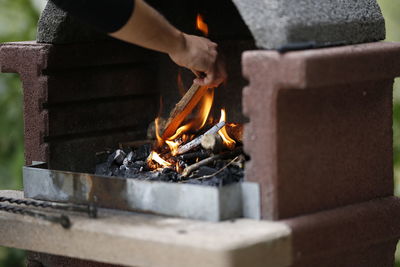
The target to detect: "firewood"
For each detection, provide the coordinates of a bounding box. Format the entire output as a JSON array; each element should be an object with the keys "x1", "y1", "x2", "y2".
[
  {"x1": 182, "y1": 154, "x2": 221, "y2": 177},
  {"x1": 226, "y1": 124, "x2": 243, "y2": 143},
  {"x1": 181, "y1": 147, "x2": 243, "y2": 177},
  {"x1": 162, "y1": 83, "x2": 210, "y2": 139},
  {"x1": 178, "y1": 150, "x2": 210, "y2": 161},
  {"x1": 201, "y1": 133, "x2": 223, "y2": 153},
  {"x1": 176, "y1": 121, "x2": 225, "y2": 155}
]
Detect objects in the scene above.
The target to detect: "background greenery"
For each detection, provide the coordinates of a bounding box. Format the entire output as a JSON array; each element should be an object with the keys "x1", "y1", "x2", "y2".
[{"x1": 0, "y1": 0, "x2": 399, "y2": 266}]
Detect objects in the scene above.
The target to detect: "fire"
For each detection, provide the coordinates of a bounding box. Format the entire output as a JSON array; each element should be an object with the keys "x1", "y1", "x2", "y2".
[
  {"x1": 147, "y1": 151, "x2": 172, "y2": 169},
  {"x1": 145, "y1": 13, "x2": 239, "y2": 172},
  {"x1": 196, "y1": 14, "x2": 209, "y2": 36},
  {"x1": 218, "y1": 109, "x2": 236, "y2": 149},
  {"x1": 165, "y1": 90, "x2": 214, "y2": 155}
]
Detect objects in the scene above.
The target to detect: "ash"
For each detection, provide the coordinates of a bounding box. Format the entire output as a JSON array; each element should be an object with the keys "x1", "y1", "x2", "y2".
[{"x1": 95, "y1": 144, "x2": 245, "y2": 187}]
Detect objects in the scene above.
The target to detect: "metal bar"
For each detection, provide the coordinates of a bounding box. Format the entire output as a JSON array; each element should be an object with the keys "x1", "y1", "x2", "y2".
[
  {"x1": 0, "y1": 196, "x2": 97, "y2": 218},
  {"x1": 0, "y1": 203, "x2": 71, "y2": 229}
]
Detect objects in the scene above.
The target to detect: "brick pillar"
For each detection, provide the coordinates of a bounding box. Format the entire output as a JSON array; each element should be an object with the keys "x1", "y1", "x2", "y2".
[
  {"x1": 242, "y1": 42, "x2": 400, "y2": 266},
  {"x1": 0, "y1": 41, "x2": 159, "y2": 173}
]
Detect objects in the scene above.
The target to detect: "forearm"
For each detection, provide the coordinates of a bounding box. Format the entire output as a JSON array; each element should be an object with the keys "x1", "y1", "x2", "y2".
[
  {"x1": 50, "y1": 0, "x2": 225, "y2": 86},
  {"x1": 110, "y1": 0, "x2": 185, "y2": 55}
]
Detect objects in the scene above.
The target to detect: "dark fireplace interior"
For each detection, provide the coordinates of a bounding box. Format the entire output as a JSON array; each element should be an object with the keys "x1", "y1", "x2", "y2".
[{"x1": 37, "y1": 0, "x2": 256, "y2": 174}]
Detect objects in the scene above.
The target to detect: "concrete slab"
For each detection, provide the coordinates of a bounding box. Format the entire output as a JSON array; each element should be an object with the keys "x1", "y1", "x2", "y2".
[
  {"x1": 231, "y1": 0, "x2": 385, "y2": 49},
  {"x1": 0, "y1": 190, "x2": 292, "y2": 267}
]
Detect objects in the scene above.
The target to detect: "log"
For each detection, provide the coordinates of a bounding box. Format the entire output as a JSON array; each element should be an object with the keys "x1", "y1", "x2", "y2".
[
  {"x1": 178, "y1": 150, "x2": 210, "y2": 161},
  {"x1": 226, "y1": 124, "x2": 244, "y2": 143},
  {"x1": 162, "y1": 83, "x2": 210, "y2": 139},
  {"x1": 176, "y1": 121, "x2": 225, "y2": 155},
  {"x1": 201, "y1": 133, "x2": 223, "y2": 153}
]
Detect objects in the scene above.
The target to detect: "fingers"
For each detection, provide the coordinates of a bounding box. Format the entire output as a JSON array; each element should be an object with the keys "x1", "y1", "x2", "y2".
[
  {"x1": 193, "y1": 65, "x2": 226, "y2": 87},
  {"x1": 169, "y1": 34, "x2": 226, "y2": 87}
]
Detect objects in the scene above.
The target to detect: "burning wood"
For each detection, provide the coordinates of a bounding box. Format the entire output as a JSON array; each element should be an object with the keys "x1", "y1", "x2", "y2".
[
  {"x1": 201, "y1": 133, "x2": 224, "y2": 153},
  {"x1": 94, "y1": 13, "x2": 245, "y2": 186},
  {"x1": 162, "y1": 83, "x2": 210, "y2": 139},
  {"x1": 178, "y1": 150, "x2": 210, "y2": 161},
  {"x1": 176, "y1": 121, "x2": 225, "y2": 155},
  {"x1": 182, "y1": 147, "x2": 243, "y2": 177}
]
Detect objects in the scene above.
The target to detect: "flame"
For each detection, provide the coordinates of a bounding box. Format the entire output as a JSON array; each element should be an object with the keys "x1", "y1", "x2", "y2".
[
  {"x1": 147, "y1": 14, "x2": 223, "y2": 171},
  {"x1": 166, "y1": 140, "x2": 180, "y2": 156},
  {"x1": 193, "y1": 89, "x2": 214, "y2": 131},
  {"x1": 196, "y1": 14, "x2": 209, "y2": 36},
  {"x1": 218, "y1": 109, "x2": 236, "y2": 149},
  {"x1": 155, "y1": 117, "x2": 164, "y2": 146},
  {"x1": 147, "y1": 151, "x2": 172, "y2": 168}
]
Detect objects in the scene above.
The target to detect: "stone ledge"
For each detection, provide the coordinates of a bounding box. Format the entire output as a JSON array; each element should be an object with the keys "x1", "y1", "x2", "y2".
[{"x1": 0, "y1": 190, "x2": 292, "y2": 267}]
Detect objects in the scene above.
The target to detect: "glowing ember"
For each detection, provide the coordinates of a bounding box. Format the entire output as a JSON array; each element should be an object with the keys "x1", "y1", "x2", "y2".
[
  {"x1": 147, "y1": 151, "x2": 172, "y2": 168},
  {"x1": 218, "y1": 109, "x2": 236, "y2": 150},
  {"x1": 196, "y1": 14, "x2": 209, "y2": 36}
]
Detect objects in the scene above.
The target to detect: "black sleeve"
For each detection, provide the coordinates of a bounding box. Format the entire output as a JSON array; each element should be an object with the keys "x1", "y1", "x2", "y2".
[{"x1": 51, "y1": 0, "x2": 135, "y2": 33}]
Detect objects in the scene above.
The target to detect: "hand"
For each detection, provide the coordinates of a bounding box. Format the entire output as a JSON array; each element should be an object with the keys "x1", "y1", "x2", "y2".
[{"x1": 168, "y1": 33, "x2": 227, "y2": 87}]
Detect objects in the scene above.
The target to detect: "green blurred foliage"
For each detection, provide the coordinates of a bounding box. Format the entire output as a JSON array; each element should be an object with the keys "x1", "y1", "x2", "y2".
[
  {"x1": 378, "y1": 0, "x2": 400, "y2": 198},
  {"x1": 0, "y1": 0, "x2": 38, "y2": 188},
  {"x1": 0, "y1": 0, "x2": 399, "y2": 266},
  {"x1": 0, "y1": 0, "x2": 39, "y2": 265}
]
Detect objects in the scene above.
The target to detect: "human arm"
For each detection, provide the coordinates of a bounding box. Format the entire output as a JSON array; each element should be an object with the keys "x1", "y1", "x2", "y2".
[{"x1": 51, "y1": 0, "x2": 226, "y2": 87}]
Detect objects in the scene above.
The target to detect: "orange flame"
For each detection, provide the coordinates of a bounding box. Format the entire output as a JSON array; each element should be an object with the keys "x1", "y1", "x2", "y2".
[
  {"x1": 147, "y1": 151, "x2": 172, "y2": 169},
  {"x1": 155, "y1": 117, "x2": 164, "y2": 146},
  {"x1": 192, "y1": 89, "x2": 214, "y2": 131},
  {"x1": 218, "y1": 109, "x2": 236, "y2": 149},
  {"x1": 196, "y1": 14, "x2": 209, "y2": 36}
]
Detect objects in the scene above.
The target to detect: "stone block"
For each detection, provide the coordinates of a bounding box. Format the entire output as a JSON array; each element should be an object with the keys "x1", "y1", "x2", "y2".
[
  {"x1": 0, "y1": 42, "x2": 158, "y2": 170},
  {"x1": 242, "y1": 42, "x2": 400, "y2": 220},
  {"x1": 231, "y1": 0, "x2": 385, "y2": 49},
  {"x1": 37, "y1": 1, "x2": 108, "y2": 44},
  {"x1": 284, "y1": 197, "x2": 400, "y2": 266}
]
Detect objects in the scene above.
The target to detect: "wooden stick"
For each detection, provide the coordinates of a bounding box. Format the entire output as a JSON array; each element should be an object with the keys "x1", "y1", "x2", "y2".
[
  {"x1": 176, "y1": 121, "x2": 225, "y2": 155},
  {"x1": 162, "y1": 83, "x2": 210, "y2": 139},
  {"x1": 178, "y1": 150, "x2": 210, "y2": 161},
  {"x1": 181, "y1": 147, "x2": 243, "y2": 177},
  {"x1": 183, "y1": 156, "x2": 240, "y2": 182},
  {"x1": 181, "y1": 154, "x2": 221, "y2": 177}
]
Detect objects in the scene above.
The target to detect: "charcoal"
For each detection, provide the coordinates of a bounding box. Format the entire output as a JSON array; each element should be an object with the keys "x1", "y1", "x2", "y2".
[
  {"x1": 124, "y1": 167, "x2": 140, "y2": 178},
  {"x1": 114, "y1": 149, "x2": 126, "y2": 165},
  {"x1": 94, "y1": 144, "x2": 245, "y2": 187},
  {"x1": 95, "y1": 162, "x2": 110, "y2": 176},
  {"x1": 134, "y1": 144, "x2": 152, "y2": 161},
  {"x1": 186, "y1": 176, "x2": 222, "y2": 187},
  {"x1": 110, "y1": 164, "x2": 120, "y2": 176},
  {"x1": 134, "y1": 161, "x2": 146, "y2": 168},
  {"x1": 122, "y1": 151, "x2": 135, "y2": 167},
  {"x1": 194, "y1": 166, "x2": 217, "y2": 177},
  {"x1": 178, "y1": 150, "x2": 209, "y2": 162},
  {"x1": 106, "y1": 149, "x2": 126, "y2": 167}
]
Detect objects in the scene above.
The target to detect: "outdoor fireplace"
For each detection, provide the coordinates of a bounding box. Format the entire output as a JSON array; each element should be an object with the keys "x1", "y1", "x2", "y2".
[{"x1": 1, "y1": 0, "x2": 400, "y2": 266}]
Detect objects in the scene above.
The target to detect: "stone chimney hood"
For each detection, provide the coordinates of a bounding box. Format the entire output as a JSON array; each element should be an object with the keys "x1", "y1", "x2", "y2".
[
  {"x1": 231, "y1": 0, "x2": 385, "y2": 49},
  {"x1": 37, "y1": 0, "x2": 385, "y2": 49}
]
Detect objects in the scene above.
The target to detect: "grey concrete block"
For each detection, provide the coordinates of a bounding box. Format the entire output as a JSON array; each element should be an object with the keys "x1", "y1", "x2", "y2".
[
  {"x1": 37, "y1": 1, "x2": 108, "y2": 44},
  {"x1": 231, "y1": 0, "x2": 385, "y2": 49}
]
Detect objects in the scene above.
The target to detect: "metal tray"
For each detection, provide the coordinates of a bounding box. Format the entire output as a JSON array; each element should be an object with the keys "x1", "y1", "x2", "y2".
[{"x1": 23, "y1": 163, "x2": 260, "y2": 221}]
